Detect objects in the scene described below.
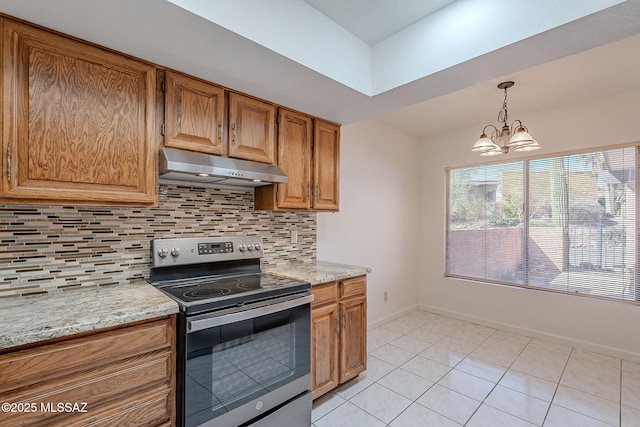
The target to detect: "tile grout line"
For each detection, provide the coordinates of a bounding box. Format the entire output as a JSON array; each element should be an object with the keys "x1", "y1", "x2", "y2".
[
  {"x1": 461, "y1": 328, "x2": 533, "y2": 426},
  {"x1": 619, "y1": 359, "x2": 623, "y2": 427},
  {"x1": 540, "y1": 346, "x2": 573, "y2": 426}
]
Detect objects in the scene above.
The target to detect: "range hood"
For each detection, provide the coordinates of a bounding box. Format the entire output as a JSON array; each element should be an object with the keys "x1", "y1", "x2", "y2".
[{"x1": 159, "y1": 148, "x2": 287, "y2": 188}]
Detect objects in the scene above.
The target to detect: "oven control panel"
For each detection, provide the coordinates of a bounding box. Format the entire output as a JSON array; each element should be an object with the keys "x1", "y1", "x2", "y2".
[
  {"x1": 198, "y1": 242, "x2": 233, "y2": 255},
  {"x1": 152, "y1": 236, "x2": 264, "y2": 267}
]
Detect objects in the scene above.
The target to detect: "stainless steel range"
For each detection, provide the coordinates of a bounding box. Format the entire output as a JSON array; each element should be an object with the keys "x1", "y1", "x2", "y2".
[{"x1": 150, "y1": 236, "x2": 313, "y2": 427}]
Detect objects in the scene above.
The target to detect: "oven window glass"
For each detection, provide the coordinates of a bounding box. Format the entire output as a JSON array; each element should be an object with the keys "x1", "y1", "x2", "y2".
[{"x1": 185, "y1": 303, "x2": 310, "y2": 427}]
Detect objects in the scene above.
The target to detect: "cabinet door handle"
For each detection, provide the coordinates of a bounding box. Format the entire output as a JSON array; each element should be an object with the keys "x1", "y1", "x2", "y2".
[
  {"x1": 307, "y1": 183, "x2": 311, "y2": 200},
  {"x1": 335, "y1": 317, "x2": 339, "y2": 336},
  {"x1": 315, "y1": 185, "x2": 319, "y2": 201},
  {"x1": 6, "y1": 145, "x2": 10, "y2": 182},
  {"x1": 217, "y1": 120, "x2": 222, "y2": 144},
  {"x1": 232, "y1": 123, "x2": 237, "y2": 145},
  {"x1": 343, "y1": 312, "x2": 346, "y2": 330}
]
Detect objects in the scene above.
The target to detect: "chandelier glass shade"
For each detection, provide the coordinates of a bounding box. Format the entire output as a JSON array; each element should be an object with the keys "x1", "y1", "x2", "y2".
[{"x1": 472, "y1": 81, "x2": 539, "y2": 156}]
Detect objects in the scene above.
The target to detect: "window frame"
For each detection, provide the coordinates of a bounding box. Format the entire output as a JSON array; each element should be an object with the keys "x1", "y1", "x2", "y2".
[{"x1": 444, "y1": 142, "x2": 640, "y2": 305}]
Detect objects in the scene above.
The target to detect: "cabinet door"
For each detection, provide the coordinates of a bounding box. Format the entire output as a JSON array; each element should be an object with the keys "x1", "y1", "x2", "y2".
[
  {"x1": 164, "y1": 71, "x2": 225, "y2": 155},
  {"x1": 313, "y1": 120, "x2": 340, "y2": 210},
  {"x1": 228, "y1": 93, "x2": 275, "y2": 164},
  {"x1": 277, "y1": 109, "x2": 312, "y2": 209},
  {"x1": 1, "y1": 20, "x2": 156, "y2": 205},
  {"x1": 339, "y1": 297, "x2": 366, "y2": 383},
  {"x1": 311, "y1": 303, "x2": 339, "y2": 399}
]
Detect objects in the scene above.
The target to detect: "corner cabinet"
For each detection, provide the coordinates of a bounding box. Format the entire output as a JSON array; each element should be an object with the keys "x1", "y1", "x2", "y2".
[
  {"x1": 310, "y1": 276, "x2": 366, "y2": 399},
  {"x1": 1, "y1": 19, "x2": 157, "y2": 206},
  {"x1": 163, "y1": 71, "x2": 225, "y2": 156},
  {"x1": 0, "y1": 316, "x2": 176, "y2": 426},
  {"x1": 255, "y1": 115, "x2": 340, "y2": 212}
]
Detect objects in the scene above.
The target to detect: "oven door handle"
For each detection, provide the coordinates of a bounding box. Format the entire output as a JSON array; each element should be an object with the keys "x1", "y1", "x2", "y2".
[{"x1": 187, "y1": 294, "x2": 314, "y2": 333}]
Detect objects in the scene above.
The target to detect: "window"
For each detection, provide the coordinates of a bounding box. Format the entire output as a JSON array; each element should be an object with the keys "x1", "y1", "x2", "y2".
[{"x1": 446, "y1": 146, "x2": 638, "y2": 304}]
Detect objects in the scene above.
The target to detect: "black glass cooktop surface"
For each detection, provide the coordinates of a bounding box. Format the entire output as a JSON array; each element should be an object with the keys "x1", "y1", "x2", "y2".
[{"x1": 155, "y1": 273, "x2": 310, "y2": 314}]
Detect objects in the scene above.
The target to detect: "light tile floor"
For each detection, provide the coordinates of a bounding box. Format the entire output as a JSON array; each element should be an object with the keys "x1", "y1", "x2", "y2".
[{"x1": 311, "y1": 309, "x2": 640, "y2": 427}]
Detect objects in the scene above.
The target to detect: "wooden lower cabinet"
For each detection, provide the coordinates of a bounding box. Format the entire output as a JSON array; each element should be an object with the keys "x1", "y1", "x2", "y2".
[
  {"x1": 311, "y1": 302, "x2": 340, "y2": 398},
  {"x1": 0, "y1": 316, "x2": 176, "y2": 427},
  {"x1": 310, "y1": 276, "x2": 366, "y2": 399},
  {"x1": 339, "y1": 296, "x2": 367, "y2": 383}
]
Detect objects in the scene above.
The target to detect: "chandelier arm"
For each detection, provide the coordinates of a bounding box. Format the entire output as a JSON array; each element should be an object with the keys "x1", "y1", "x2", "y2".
[
  {"x1": 510, "y1": 119, "x2": 526, "y2": 132},
  {"x1": 482, "y1": 124, "x2": 499, "y2": 137}
]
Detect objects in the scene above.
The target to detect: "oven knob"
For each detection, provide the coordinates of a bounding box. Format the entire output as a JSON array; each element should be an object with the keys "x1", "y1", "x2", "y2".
[
  {"x1": 247, "y1": 243, "x2": 254, "y2": 251},
  {"x1": 238, "y1": 244, "x2": 246, "y2": 252},
  {"x1": 158, "y1": 247, "x2": 169, "y2": 258},
  {"x1": 254, "y1": 243, "x2": 261, "y2": 250},
  {"x1": 171, "y1": 247, "x2": 180, "y2": 257}
]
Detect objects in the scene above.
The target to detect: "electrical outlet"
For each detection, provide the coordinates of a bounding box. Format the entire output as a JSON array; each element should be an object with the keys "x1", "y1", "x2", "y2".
[
  {"x1": 290, "y1": 230, "x2": 298, "y2": 244},
  {"x1": 384, "y1": 291, "x2": 388, "y2": 301}
]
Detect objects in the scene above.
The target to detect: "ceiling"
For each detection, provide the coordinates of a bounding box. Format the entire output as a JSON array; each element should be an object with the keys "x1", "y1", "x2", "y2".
[
  {"x1": 302, "y1": 0, "x2": 457, "y2": 45},
  {"x1": 0, "y1": 0, "x2": 639, "y2": 139}
]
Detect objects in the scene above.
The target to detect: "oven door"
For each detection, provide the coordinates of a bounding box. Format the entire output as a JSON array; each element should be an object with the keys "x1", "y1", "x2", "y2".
[{"x1": 181, "y1": 293, "x2": 313, "y2": 427}]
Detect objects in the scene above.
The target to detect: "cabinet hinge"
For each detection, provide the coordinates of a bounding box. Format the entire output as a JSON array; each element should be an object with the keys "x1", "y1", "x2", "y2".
[
  {"x1": 161, "y1": 123, "x2": 165, "y2": 136},
  {"x1": 6, "y1": 145, "x2": 10, "y2": 182}
]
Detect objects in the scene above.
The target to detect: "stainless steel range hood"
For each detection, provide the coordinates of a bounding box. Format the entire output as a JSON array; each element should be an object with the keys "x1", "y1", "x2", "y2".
[{"x1": 159, "y1": 148, "x2": 287, "y2": 188}]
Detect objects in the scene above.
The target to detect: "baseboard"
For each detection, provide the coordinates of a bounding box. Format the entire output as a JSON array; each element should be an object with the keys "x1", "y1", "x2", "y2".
[
  {"x1": 419, "y1": 304, "x2": 640, "y2": 363},
  {"x1": 368, "y1": 304, "x2": 420, "y2": 330}
]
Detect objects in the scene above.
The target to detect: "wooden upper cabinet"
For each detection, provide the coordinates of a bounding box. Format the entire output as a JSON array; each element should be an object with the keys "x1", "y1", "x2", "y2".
[
  {"x1": 313, "y1": 120, "x2": 340, "y2": 210},
  {"x1": 276, "y1": 109, "x2": 312, "y2": 209},
  {"x1": 228, "y1": 92, "x2": 276, "y2": 164},
  {"x1": 1, "y1": 20, "x2": 156, "y2": 206},
  {"x1": 255, "y1": 115, "x2": 340, "y2": 212},
  {"x1": 164, "y1": 71, "x2": 225, "y2": 155}
]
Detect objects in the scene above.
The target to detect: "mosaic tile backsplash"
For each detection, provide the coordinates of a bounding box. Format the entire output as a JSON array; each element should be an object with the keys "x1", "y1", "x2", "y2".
[{"x1": 0, "y1": 184, "x2": 316, "y2": 298}]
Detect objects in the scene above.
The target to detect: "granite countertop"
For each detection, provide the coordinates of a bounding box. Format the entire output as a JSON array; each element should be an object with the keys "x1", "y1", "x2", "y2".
[
  {"x1": 0, "y1": 261, "x2": 369, "y2": 351},
  {"x1": 264, "y1": 260, "x2": 371, "y2": 285},
  {"x1": 0, "y1": 282, "x2": 179, "y2": 351}
]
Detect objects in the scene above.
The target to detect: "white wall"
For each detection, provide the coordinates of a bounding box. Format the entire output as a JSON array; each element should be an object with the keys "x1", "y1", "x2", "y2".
[
  {"x1": 420, "y1": 89, "x2": 640, "y2": 361},
  {"x1": 317, "y1": 120, "x2": 421, "y2": 326}
]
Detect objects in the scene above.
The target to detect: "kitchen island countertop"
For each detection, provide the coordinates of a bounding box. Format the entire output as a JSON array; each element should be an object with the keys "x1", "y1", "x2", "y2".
[
  {"x1": 264, "y1": 260, "x2": 371, "y2": 285},
  {"x1": 0, "y1": 282, "x2": 179, "y2": 351}
]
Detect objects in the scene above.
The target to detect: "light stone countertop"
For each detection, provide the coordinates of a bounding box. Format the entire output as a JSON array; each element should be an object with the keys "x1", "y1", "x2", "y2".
[
  {"x1": 0, "y1": 282, "x2": 179, "y2": 351},
  {"x1": 264, "y1": 260, "x2": 371, "y2": 285}
]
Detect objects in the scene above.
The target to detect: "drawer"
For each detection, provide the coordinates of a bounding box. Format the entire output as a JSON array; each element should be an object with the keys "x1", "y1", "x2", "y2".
[
  {"x1": 0, "y1": 351, "x2": 172, "y2": 426},
  {"x1": 65, "y1": 384, "x2": 172, "y2": 427},
  {"x1": 340, "y1": 276, "x2": 366, "y2": 299},
  {"x1": 0, "y1": 318, "x2": 173, "y2": 393},
  {"x1": 311, "y1": 282, "x2": 338, "y2": 307}
]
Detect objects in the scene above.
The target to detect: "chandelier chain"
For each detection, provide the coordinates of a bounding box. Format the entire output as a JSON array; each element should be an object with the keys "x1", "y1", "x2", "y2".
[{"x1": 497, "y1": 86, "x2": 508, "y2": 125}]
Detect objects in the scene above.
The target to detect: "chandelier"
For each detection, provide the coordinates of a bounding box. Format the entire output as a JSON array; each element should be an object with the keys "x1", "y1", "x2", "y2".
[{"x1": 471, "y1": 81, "x2": 539, "y2": 156}]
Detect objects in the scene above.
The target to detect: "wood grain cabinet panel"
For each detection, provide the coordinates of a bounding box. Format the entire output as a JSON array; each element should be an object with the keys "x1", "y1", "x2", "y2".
[
  {"x1": 310, "y1": 276, "x2": 366, "y2": 399},
  {"x1": 1, "y1": 19, "x2": 156, "y2": 206},
  {"x1": 0, "y1": 316, "x2": 176, "y2": 427},
  {"x1": 275, "y1": 109, "x2": 312, "y2": 209},
  {"x1": 313, "y1": 120, "x2": 340, "y2": 211},
  {"x1": 228, "y1": 92, "x2": 275, "y2": 164},
  {"x1": 164, "y1": 71, "x2": 225, "y2": 155},
  {"x1": 311, "y1": 302, "x2": 339, "y2": 399},
  {"x1": 339, "y1": 297, "x2": 367, "y2": 383}
]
